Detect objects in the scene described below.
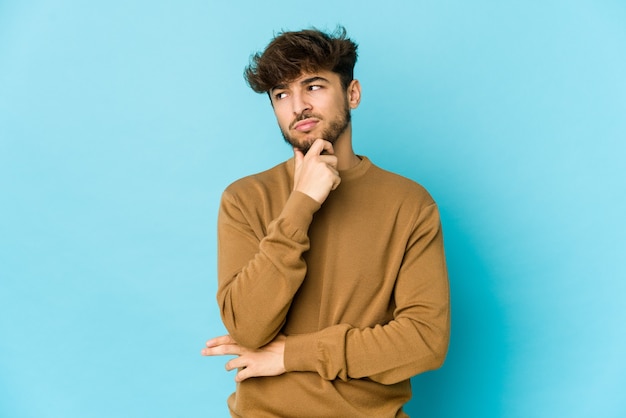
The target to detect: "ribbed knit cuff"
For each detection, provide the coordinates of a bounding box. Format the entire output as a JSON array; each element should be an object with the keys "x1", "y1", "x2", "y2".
[
  {"x1": 279, "y1": 191, "x2": 321, "y2": 234},
  {"x1": 284, "y1": 333, "x2": 318, "y2": 373}
]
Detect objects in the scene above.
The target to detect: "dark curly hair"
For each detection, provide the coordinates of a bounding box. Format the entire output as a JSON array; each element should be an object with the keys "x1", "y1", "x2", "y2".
[{"x1": 244, "y1": 26, "x2": 358, "y2": 93}]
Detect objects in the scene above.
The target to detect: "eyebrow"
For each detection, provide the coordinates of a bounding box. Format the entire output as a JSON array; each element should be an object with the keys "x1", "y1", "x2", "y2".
[
  {"x1": 300, "y1": 76, "x2": 329, "y2": 85},
  {"x1": 270, "y1": 76, "x2": 330, "y2": 93},
  {"x1": 271, "y1": 83, "x2": 287, "y2": 92}
]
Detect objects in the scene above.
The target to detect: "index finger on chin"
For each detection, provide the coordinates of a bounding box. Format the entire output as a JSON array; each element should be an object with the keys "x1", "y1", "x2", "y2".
[{"x1": 307, "y1": 138, "x2": 332, "y2": 156}]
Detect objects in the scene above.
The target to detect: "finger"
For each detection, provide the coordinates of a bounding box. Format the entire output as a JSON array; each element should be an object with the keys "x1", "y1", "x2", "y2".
[
  {"x1": 307, "y1": 139, "x2": 333, "y2": 157},
  {"x1": 206, "y1": 334, "x2": 236, "y2": 348},
  {"x1": 201, "y1": 343, "x2": 243, "y2": 357},
  {"x1": 225, "y1": 356, "x2": 246, "y2": 371},
  {"x1": 235, "y1": 366, "x2": 254, "y2": 382},
  {"x1": 319, "y1": 139, "x2": 334, "y2": 155},
  {"x1": 319, "y1": 154, "x2": 338, "y2": 169}
]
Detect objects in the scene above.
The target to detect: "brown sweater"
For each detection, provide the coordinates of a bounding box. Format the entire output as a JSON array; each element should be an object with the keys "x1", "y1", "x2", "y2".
[{"x1": 217, "y1": 156, "x2": 450, "y2": 417}]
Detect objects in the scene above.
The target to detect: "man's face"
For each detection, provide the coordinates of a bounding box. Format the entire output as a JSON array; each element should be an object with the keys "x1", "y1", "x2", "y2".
[{"x1": 270, "y1": 70, "x2": 353, "y2": 154}]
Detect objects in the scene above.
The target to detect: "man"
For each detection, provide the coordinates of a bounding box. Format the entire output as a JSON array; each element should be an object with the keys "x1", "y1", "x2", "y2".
[{"x1": 202, "y1": 27, "x2": 450, "y2": 417}]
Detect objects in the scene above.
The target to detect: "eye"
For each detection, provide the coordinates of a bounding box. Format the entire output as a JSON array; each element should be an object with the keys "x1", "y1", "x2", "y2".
[
  {"x1": 274, "y1": 92, "x2": 288, "y2": 100},
  {"x1": 308, "y1": 85, "x2": 322, "y2": 91}
]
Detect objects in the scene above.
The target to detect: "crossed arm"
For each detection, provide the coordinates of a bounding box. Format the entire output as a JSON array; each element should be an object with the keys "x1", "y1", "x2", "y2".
[{"x1": 202, "y1": 202, "x2": 449, "y2": 384}]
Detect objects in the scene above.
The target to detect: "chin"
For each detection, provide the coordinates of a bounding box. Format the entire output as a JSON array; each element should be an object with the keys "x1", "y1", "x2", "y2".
[
  {"x1": 297, "y1": 140, "x2": 315, "y2": 154},
  {"x1": 285, "y1": 134, "x2": 314, "y2": 152}
]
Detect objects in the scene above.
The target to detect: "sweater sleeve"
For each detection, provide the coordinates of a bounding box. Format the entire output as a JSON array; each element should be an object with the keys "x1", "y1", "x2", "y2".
[
  {"x1": 283, "y1": 203, "x2": 450, "y2": 384},
  {"x1": 217, "y1": 189, "x2": 320, "y2": 349}
]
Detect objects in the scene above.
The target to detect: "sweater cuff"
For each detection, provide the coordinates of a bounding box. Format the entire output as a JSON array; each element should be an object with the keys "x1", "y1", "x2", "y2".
[
  {"x1": 279, "y1": 191, "x2": 321, "y2": 233},
  {"x1": 284, "y1": 324, "x2": 351, "y2": 380},
  {"x1": 284, "y1": 333, "x2": 319, "y2": 372}
]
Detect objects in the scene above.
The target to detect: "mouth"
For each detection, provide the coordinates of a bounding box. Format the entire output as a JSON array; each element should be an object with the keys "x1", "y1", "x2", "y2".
[{"x1": 292, "y1": 118, "x2": 319, "y2": 132}]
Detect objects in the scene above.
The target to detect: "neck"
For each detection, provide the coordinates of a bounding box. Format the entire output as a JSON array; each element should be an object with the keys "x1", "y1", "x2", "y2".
[{"x1": 333, "y1": 125, "x2": 360, "y2": 170}]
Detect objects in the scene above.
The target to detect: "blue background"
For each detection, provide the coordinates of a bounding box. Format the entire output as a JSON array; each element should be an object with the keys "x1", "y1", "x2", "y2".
[{"x1": 1, "y1": 1, "x2": 625, "y2": 417}]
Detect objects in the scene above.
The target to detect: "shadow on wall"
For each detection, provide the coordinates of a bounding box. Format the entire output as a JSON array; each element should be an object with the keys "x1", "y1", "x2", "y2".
[{"x1": 406, "y1": 210, "x2": 510, "y2": 418}]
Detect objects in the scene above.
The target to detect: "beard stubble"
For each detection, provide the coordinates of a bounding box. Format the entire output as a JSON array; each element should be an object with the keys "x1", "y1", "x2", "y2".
[{"x1": 280, "y1": 102, "x2": 351, "y2": 154}]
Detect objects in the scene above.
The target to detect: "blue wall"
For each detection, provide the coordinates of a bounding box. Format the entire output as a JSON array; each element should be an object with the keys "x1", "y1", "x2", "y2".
[{"x1": 1, "y1": 1, "x2": 625, "y2": 417}]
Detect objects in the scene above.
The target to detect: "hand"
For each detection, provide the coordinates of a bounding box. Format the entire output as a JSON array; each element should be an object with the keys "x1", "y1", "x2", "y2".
[
  {"x1": 293, "y1": 139, "x2": 341, "y2": 204},
  {"x1": 201, "y1": 334, "x2": 286, "y2": 382}
]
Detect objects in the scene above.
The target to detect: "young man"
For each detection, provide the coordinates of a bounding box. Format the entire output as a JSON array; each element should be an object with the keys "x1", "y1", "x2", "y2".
[{"x1": 202, "y1": 27, "x2": 450, "y2": 417}]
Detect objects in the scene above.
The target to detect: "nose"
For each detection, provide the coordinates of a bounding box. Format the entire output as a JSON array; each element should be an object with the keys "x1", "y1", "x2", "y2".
[{"x1": 292, "y1": 91, "x2": 311, "y2": 115}]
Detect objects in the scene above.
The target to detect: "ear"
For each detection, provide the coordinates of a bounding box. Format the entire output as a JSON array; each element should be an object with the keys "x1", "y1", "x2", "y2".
[{"x1": 347, "y1": 79, "x2": 362, "y2": 109}]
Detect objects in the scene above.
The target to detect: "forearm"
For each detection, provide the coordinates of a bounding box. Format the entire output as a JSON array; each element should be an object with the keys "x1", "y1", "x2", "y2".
[
  {"x1": 217, "y1": 190, "x2": 320, "y2": 348},
  {"x1": 284, "y1": 307, "x2": 450, "y2": 384}
]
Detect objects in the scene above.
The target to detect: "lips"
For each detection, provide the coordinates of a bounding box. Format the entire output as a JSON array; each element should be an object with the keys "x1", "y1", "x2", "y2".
[{"x1": 293, "y1": 118, "x2": 319, "y2": 132}]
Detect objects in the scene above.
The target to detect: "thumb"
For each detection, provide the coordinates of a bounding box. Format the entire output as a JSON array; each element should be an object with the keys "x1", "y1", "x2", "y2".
[
  {"x1": 293, "y1": 147, "x2": 304, "y2": 190},
  {"x1": 293, "y1": 147, "x2": 304, "y2": 168}
]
